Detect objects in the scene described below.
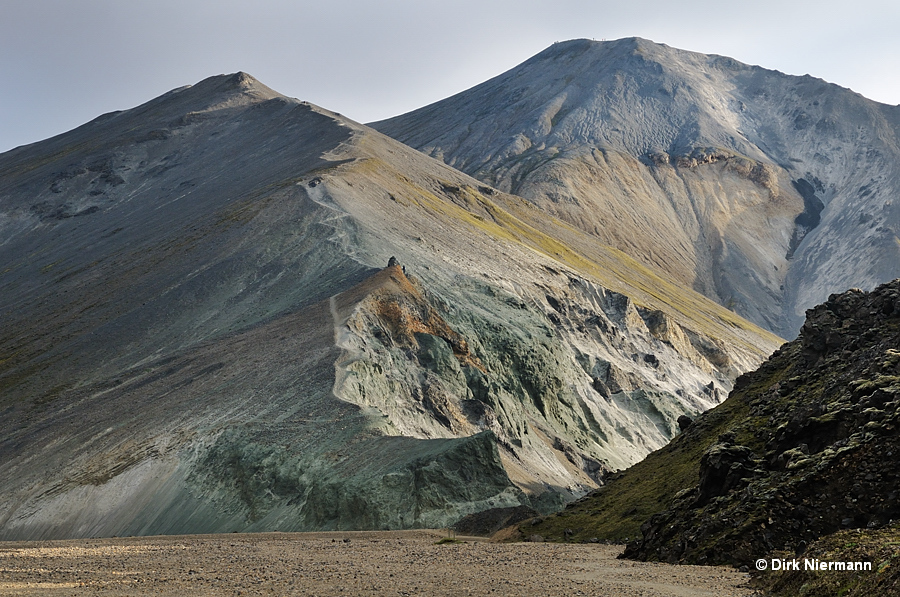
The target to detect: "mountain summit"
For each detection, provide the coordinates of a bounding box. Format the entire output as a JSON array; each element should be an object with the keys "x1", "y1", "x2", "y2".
[{"x1": 373, "y1": 37, "x2": 900, "y2": 337}]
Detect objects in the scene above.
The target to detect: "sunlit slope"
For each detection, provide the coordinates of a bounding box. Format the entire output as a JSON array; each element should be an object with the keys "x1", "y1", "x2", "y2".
[
  {"x1": 373, "y1": 37, "x2": 900, "y2": 336},
  {"x1": 328, "y1": 136, "x2": 783, "y2": 357}
]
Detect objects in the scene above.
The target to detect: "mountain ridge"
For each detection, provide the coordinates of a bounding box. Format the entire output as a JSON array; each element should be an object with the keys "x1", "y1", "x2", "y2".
[{"x1": 0, "y1": 70, "x2": 779, "y2": 539}]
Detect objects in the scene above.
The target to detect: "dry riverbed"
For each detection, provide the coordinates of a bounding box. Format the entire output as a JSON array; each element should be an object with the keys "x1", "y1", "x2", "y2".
[{"x1": 0, "y1": 530, "x2": 753, "y2": 596}]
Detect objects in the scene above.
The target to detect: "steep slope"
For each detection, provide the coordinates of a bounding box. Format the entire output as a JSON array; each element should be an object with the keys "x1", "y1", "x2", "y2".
[
  {"x1": 0, "y1": 73, "x2": 780, "y2": 539},
  {"x1": 523, "y1": 280, "x2": 900, "y2": 568},
  {"x1": 372, "y1": 37, "x2": 900, "y2": 337}
]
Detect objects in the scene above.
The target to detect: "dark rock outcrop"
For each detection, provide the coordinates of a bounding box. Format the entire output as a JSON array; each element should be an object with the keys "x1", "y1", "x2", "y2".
[
  {"x1": 452, "y1": 505, "x2": 540, "y2": 537},
  {"x1": 694, "y1": 439, "x2": 760, "y2": 507},
  {"x1": 621, "y1": 279, "x2": 900, "y2": 565}
]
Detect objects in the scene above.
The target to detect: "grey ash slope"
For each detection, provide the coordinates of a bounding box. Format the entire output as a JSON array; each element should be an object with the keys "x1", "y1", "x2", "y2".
[
  {"x1": 372, "y1": 37, "x2": 900, "y2": 337},
  {"x1": 0, "y1": 73, "x2": 779, "y2": 539}
]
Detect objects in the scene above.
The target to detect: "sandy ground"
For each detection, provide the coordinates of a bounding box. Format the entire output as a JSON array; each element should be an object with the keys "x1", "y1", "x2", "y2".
[{"x1": 0, "y1": 530, "x2": 754, "y2": 597}]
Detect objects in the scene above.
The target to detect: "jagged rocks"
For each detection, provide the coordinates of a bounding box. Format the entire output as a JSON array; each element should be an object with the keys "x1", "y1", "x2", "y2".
[{"x1": 694, "y1": 440, "x2": 760, "y2": 506}]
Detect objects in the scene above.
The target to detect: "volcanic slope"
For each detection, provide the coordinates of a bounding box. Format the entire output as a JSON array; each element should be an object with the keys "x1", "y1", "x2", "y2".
[
  {"x1": 372, "y1": 37, "x2": 900, "y2": 337},
  {"x1": 0, "y1": 73, "x2": 780, "y2": 540}
]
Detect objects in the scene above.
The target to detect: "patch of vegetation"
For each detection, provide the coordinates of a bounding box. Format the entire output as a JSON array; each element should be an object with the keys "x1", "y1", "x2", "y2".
[
  {"x1": 343, "y1": 157, "x2": 779, "y2": 358},
  {"x1": 40, "y1": 260, "x2": 61, "y2": 274}
]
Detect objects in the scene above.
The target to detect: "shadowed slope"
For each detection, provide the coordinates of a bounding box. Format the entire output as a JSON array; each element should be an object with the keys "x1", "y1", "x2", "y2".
[{"x1": 0, "y1": 279, "x2": 522, "y2": 538}]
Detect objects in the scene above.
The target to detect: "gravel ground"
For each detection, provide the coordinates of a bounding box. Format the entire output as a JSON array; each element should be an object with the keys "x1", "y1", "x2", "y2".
[{"x1": 0, "y1": 531, "x2": 754, "y2": 596}]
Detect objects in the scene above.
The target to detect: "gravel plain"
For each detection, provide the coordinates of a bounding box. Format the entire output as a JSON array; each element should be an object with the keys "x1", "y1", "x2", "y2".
[{"x1": 0, "y1": 530, "x2": 754, "y2": 596}]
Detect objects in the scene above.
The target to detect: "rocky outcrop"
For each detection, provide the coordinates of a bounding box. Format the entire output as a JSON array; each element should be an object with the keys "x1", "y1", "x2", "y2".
[
  {"x1": 621, "y1": 280, "x2": 900, "y2": 564},
  {"x1": 693, "y1": 438, "x2": 760, "y2": 507},
  {"x1": 332, "y1": 262, "x2": 752, "y2": 509}
]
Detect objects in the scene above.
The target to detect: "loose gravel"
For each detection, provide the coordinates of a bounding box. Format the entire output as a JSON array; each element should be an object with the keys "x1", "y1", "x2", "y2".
[{"x1": 0, "y1": 530, "x2": 754, "y2": 596}]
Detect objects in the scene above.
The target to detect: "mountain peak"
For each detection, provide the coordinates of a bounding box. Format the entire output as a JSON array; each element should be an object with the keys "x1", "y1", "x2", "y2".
[
  {"x1": 544, "y1": 36, "x2": 657, "y2": 49},
  {"x1": 229, "y1": 71, "x2": 258, "y2": 87},
  {"x1": 533, "y1": 37, "x2": 686, "y2": 64},
  {"x1": 172, "y1": 71, "x2": 284, "y2": 105},
  {"x1": 372, "y1": 38, "x2": 900, "y2": 338},
  {"x1": 372, "y1": 37, "x2": 756, "y2": 161}
]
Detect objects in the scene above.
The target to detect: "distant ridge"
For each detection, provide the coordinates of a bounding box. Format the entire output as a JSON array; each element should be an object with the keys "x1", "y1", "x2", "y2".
[{"x1": 373, "y1": 37, "x2": 900, "y2": 337}]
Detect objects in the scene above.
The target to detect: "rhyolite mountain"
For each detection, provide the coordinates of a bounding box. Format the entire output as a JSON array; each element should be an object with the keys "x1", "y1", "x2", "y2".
[
  {"x1": 0, "y1": 72, "x2": 779, "y2": 539},
  {"x1": 523, "y1": 280, "x2": 900, "y2": 569},
  {"x1": 372, "y1": 37, "x2": 900, "y2": 338}
]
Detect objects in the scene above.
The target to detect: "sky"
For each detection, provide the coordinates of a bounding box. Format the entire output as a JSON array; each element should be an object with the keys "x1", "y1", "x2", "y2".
[{"x1": 1, "y1": 0, "x2": 899, "y2": 153}]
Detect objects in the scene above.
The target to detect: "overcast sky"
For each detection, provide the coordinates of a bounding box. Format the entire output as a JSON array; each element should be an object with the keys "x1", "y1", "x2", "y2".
[{"x1": 1, "y1": 0, "x2": 898, "y2": 153}]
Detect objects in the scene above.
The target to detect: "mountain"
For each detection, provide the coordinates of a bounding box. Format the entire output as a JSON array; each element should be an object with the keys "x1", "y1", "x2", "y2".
[
  {"x1": 0, "y1": 73, "x2": 779, "y2": 539},
  {"x1": 521, "y1": 280, "x2": 900, "y2": 569},
  {"x1": 372, "y1": 37, "x2": 900, "y2": 337}
]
